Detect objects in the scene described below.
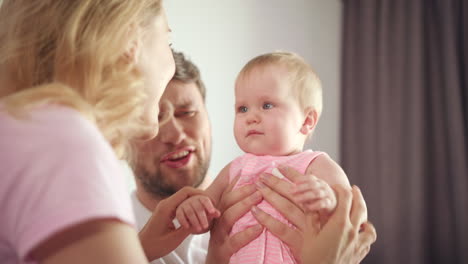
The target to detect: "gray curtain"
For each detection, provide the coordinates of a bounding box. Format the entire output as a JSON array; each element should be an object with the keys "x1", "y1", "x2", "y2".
[{"x1": 340, "y1": 0, "x2": 467, "y2": 263}]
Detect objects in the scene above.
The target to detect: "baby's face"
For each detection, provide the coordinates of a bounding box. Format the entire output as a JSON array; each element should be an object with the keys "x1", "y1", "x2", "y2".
[{"x1": 234, "y1": 65, "x2": 306, "y2": 156}]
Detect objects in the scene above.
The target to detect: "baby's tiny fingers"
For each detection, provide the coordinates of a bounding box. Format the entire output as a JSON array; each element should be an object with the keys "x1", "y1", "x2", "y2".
[
  {"x1": 183, "y1": 205, "x2": 202, "y2": 231},
  {"x1": 176, "y1": 207, "x2": 191, "y2": 229},
  {"x1": 194, "y1": 200, "x2": 210, "y2": 229},
  {"x1": 313, "y1": 188, "x2": 327, "y2": 199},
  {"x1": 294, "y1": 174, "x2": 320, "y2": 184},
  {"x1": 207, "y1": 210, "x2": 221, "y2": 222},
  {"x1": 303, "y1": 198, "x2": 332, "y2": 212},
  {"x1": 199, "y1": 196, "x2": 217, "y2": 214},
  {"x1": 199, "y1": 197, "x2": 220, "y2": 218},
  {"x1": 293, "y1": 180, "x2": 323, "y2": 194},
  {"x1": 209, "y1": 208, "x2": 221, "y2": 218},
  {"x1": 294, "y1": 190, "x2": 320, "y2": 204}
]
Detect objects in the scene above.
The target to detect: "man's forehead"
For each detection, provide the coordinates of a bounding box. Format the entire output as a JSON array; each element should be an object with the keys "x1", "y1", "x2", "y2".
[{"x1": 160, "y1": 81, "x2": 203, "y2": 108}]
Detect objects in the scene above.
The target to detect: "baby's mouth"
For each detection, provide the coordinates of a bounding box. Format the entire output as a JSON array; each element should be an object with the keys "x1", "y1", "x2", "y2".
[{"x1": 247, "y1": 130, "x2": 264, "y2": 137}]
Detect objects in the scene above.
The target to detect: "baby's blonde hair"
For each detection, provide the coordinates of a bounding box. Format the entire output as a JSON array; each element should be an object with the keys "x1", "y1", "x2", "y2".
[
  {"x1": 237, "y1": 51, "x2": 323, "y2": 116},
  {"x1": 0, "y1": 0, "x2": 162, "y2": 159}
]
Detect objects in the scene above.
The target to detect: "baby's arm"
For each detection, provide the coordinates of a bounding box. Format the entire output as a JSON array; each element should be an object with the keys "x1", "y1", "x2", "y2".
[
  {"x1": 175, "y1": 163, "x2": 231, "y2": 233},
  {"x1": 291, "y1": 154, "x2": 350, "y2": 224}
]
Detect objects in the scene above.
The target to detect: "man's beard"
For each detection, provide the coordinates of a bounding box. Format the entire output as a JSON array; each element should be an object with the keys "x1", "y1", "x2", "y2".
[{"x1": 136, "y1": 154, "x2": 210, "y2": 199}]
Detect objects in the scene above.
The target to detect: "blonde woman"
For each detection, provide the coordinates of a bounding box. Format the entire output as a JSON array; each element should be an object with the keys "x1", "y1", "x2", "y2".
[{"x1": 0, "y1": 0, "x2": 191, "y2": 263}]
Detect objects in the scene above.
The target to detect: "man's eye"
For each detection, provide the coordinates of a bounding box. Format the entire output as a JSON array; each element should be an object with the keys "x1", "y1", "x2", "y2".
[
  {"x1": 238, "y1": 106, "x2": 248, "y2": 113},
  {"x1": 263, "y1": 103, "x2": 273, "y2": 109},
  {"x1": 176, "y1": 111, "x2": 196, "y2": 117}
]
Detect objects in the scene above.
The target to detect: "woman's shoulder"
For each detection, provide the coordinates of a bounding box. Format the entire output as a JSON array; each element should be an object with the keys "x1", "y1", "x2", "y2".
[
  {"x1": 0, "y1": 105, "x2": 111, "y2": 156},
  {"x1": 0, "y1": 106, "x2": 134, "y2": 258},
  {"x1": 0, "y1": 104, "x2": 121, "y2": 193}
]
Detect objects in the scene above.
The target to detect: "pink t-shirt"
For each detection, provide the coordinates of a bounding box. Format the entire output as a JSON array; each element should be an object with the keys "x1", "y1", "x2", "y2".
[{"x1": 0, "y1": 105, "x2": 135, "y2": 264}]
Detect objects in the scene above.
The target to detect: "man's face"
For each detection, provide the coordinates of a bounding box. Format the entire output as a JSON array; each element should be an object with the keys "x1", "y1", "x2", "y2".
[{"x1": 134, "y1": 80, "x2": 212, "y2": 198}]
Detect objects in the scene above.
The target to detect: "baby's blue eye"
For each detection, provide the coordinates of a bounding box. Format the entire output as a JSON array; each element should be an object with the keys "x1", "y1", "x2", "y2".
[
  {"x1": 238, "y1": 106, "x2": 248, "y2": 113},
  {"x1": 263, "y1": 103, "x2": 273, "y2": 109}
]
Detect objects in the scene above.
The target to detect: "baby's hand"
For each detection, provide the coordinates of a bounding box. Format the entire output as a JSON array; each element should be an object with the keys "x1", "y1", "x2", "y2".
[
  {"x1": 175, "y1": 194, "x2": 220, "y2": 234},
  {"x1": 292, "y1": 175, "x2": 337, "y2": 217}
]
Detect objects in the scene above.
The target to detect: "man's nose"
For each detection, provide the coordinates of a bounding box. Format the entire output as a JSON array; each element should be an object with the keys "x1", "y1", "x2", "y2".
[{"x1": 159, "y1": 116, "x2": 186, "y2": 144}]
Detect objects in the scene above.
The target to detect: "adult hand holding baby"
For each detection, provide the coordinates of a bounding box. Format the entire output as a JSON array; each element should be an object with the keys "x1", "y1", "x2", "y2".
[
  {"x1": 138, "y1": 186, "x2": 205, "y2": 262},
  {"x1": 254, "y1": 166, "x2": 376, "y2": 263},
  {"x1": 206, "y1": 173, "x2": 264, "y2": 264},
  {"x1": 302, "y1": 184, "x2": 376, "y2": 264}
]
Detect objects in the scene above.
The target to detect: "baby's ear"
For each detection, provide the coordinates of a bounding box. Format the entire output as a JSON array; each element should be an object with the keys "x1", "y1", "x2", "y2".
[{"x1": 300, "y1": 107, "x2": 319, "y2": 135}]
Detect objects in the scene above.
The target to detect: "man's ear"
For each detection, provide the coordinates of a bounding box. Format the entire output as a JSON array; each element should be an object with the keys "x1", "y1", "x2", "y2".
[{"x1": 300, "y1": 107, "x2": 319, "y2": 135}]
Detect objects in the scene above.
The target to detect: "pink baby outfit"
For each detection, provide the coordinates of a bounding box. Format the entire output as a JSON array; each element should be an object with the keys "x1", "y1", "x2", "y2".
[{"x1": 229, "y1": 150, "x2": 324, "y2": 264}]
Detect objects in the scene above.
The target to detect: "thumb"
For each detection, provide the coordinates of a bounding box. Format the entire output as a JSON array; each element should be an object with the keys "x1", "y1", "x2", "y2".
[
  {"x1": 305, "y1": 212, "x2": 320, "y2": 236},
  {"x1": 327, "y1": 184, "x2": 352, "y2": 226}
]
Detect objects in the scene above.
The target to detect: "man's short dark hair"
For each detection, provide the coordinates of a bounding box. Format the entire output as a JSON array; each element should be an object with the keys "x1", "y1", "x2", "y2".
[{"x1": 172, "y1": 50, "x2": 206, "y2": 101}]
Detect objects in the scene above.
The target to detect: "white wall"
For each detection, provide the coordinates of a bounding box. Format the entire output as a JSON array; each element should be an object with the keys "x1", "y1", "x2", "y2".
[{"x1": 165, "y1": 0, "x2": 342, "y2": 177}]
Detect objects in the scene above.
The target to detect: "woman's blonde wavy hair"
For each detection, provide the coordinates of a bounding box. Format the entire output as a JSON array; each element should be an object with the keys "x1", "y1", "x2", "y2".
[{"x1": 0, "y1": 0, "x2": 162, "y2": 159}]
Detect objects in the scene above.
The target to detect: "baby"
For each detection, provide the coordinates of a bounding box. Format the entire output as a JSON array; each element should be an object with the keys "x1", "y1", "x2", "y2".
[{"x1": 175, "y1": 51, "x2": 350, "y2": 263}]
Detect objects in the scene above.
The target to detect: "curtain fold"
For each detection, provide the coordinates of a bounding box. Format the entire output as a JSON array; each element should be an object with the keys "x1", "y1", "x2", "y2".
[{"x1": 340, "y1": 0, "x2": 467, "y2": 263}]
